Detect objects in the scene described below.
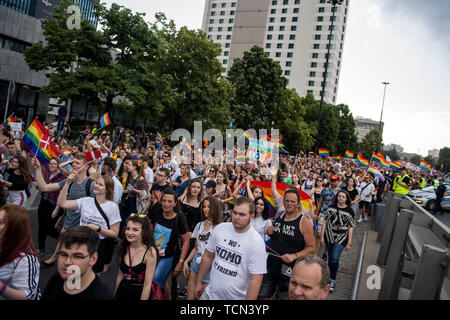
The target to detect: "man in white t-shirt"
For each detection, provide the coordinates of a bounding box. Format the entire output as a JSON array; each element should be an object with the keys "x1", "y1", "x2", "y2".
[
  {"x1": 194, "y1": 197, "x2": 267, "y2": 300},
  {"x1": 357, "y1": 173, "x2": 376, "y2": 223}
]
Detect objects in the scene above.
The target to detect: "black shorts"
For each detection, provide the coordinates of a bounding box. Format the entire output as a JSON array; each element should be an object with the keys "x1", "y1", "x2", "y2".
[
  {"x1": 359, "y1": 201, "x2": 371, "y2": 210},
  {"x1": 258, "y1": 272, "x2": 290, "y2": 300},
  {"x1": 93, "y1": 238, "x2": 115, "y2": 273}
]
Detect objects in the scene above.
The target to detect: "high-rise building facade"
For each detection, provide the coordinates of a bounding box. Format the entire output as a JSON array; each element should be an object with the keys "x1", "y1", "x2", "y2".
[{"x1": 202, "y1": 0, "x2": 350, "y2": 104}]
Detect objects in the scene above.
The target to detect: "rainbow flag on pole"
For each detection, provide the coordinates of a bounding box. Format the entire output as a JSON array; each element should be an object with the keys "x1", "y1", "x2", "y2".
[
  {"x1": 369, "y1": 166, "x2": 385, "y2": 182},
  {"x1": 250, "y1": 181, "x2": 315, "y2": 219},
  {"x1": 100, "y1": 112, "x2": 112, "y2": 128},
  {"x1": 389, "y1": 161, "x2": 401, "y2": 170},
  {"x1": 357, "y1": 153, "x2": 369, "y2": 167},
  {"x1": 319, "y1": 148, "x2": 330, "y2": 157},
  {"x1": 345, "y1": 150, "x2": 354, "y2": 159},
  {"x1": 419, "y1": 160, "x2": 431, "y2": 170},
  {"x1": 22, "y1": 119, "x2": 60, "y2": 168}
]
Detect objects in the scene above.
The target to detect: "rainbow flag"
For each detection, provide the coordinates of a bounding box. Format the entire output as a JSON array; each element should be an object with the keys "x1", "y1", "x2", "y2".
[
  {"x1": 250, "y1": 181, "x2": 315, "y2": 219},
  {"x1": 62, "y1": 149, "x2": 72, "y2": 156},
  {"x1": 299, "y1": 151, "x2": 305, "y2": 157},
  {"x1": 113, "y1": 151, "x2": 120, "y2": 160},
  {"x1": 357, "y1": 153, "x2": 369, "y2": 167},
  {"x1": 22, "y1": 119, "x2": 60, "y2": 168},
  {"x1": 323, "y1": 171, "x2": 331, "y2": 178},
  {"x1": 3, "y1": 114, "x2": 15, "y2": 127},
  {"x1": 419, "y1": 160, "x2": 431, "y2": 170},
  {"x1": 181, "y1": 141, "x2": 192, "y2": 153},
  {"x1": 345, "y1": 150, "x2": 354, "y2": 159},
  {"x1": 372, "y1": 152, "x2": 385, "y2": 164},
  {"x1": 242, "y1": 131, "x2": 253, "y2": 144},
  {"x1": 369, "y1": 166, "x2": 385, "y2": 182},
  {"x1": 319, "y1": 148, "x2": 330, "y2": 157},
  {"x1": 236, "y1": 153, "x2": 246, "y2": 164},
  {"x1": 335, "y1": 155, "x2": 342, "y2": 161},
  {"x1": 100, "y1": 112, "x2": 112, "y2": 128},
  {"x1": 441, "y1": 164, "x2": 444, "y2": 171},
  {"x1": 389, "y1": 161, "x2": 401, "y2": 170}
]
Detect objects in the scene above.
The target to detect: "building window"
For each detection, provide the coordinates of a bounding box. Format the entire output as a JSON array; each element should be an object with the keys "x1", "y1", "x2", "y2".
[
  {"x1": 312, "y1": 53, "x2": 319, "y2": 58},
  {"x1": 291, "y1": 26, "x2": 297, "y2": 31},
  {"x1": 316, "y1": 25, "x2": 322, "y2": 31},
  {"x1": 224, "y1": 51, "x2": 229, "y2": 56},
  {"x1": 210, "y1": 19, "x2": 215, "y2": 24},
  {"x1": 288, "y1": 43, "x2": 295, "y2": 49},
  {"x1": 279, "y1": 26, "x2": 285, "y2": 31},
  {"x1": 270, "y1": 17, "x2": 275, "y2": 22},
  {"x1": 212, "y1": 3, "x2": 217, "y2": 8},
  {"x1": 314, "y1": 43, "x2": 320, "y2": 49},
  {"x1": 318, "y1": 16, "x2": 324, "y2": 22},
  {"x1": 279, "y1": 35, "x2": 284, "y2": 40},
  {"x1": 226, "y1": 35, "x2": 232, "y2": 40},
  {"x1": 277, "y1": 43, "x2": 283, "y2": 48},
  {"x1": 222, "y1": 3, "x2": 227, "y2": 7},
  {"x1": 266, "y1": 43, "x2": 272, "y2": 48},
  {"x1": 267, "y1": 35, "x2": 273, "y2": 40},
  {"x1": 229, "y1": 18, "x2": 234, "y2": 23},
  {"x1": 307, "y1": 90, "x2": 313, "y2": 94},
  {"x1": 272, "y1": 0, "x2": 277, "y2": 5},
  {"x1": 290, "y1": 35, "x2": 296, "y2": 40},
  {"x1": 295, "y1": 0, "x2": 300, "y2": 4},
  {"x1": 311, "y1": 62, "x2": 318, "y2": 68},
  {"x1": 217, "y1": 35, "x2": 222, "y2": 40},
  {"x1": 220, "y1": 11, "x2": 226, "y2": 16},
  {"x1": 225, "y1": 43, "x2": 231, "y2": 48},
  {"x1": 223, "y1": 68, "x2": 227, "y2": 73},
  {"x1": 209, "y1": 27, "x2": 213, "y2": 32},
  {"x1": 292, "y1": 17, "x2": 298, "y2": 22},
  {"x1": 319, "y1": 7, "x2": 325, "y2": 12},
  {"x1": 283, "y1": 0, "x2": 289, "y2": 4},
  {"x1": 287, "y1": 52, "x2": 293, "y2": 58},
  {"x1": 310, "y1": 71, "x2": 316, "y2": 77},
  {"x1": 281, "y1": 17, "x2": 287, "y2": 22},
  {"x1": 230, "y1": 10, "x2": 235, "y2": 15},
  {"x1": 285, "y1": 70, "x2": 291, "y2": 76},
  {"x1": 286, "y1": 61, "x2": 292, "y2": 67},
  {"x1": 315, "y1": 34, "x2": 321, "y2": 40},
  {"x1": 282, "y1": 8, "x2": 288, "y2": 14},
  {"x1": 207, "y1": 35, "x2": 212, "y2": 40},
  {"x1": 219, "y1": 19, "x2": 224, "y2": 23},
  {"x1": 269, "y1": 26, "x2": 274, "y2": 31},
  {"x1": 309, "y1": 81, "x2": 315, "y2": 86},
  {"x1": 276, "y1": 52, "x2": 282, "y2": 57},
  {"x1": 228, "y1": 27, "x2": 233, "y2": 32},
  {"x1": 293, "y1": 8, "x2": 299, "y2": 13},
  {"x1": 211, "y1": 11, "x2": 216, "y2": 16},
  {"x1": 232, "y1": 2, "x2": 237, "y2": 7},
  {"x1": 271, "y1": 9, "x2": 276, "y2": 14},
  {"x1": 218, "y1": 27, "x2": 223, "y2": 32},
  {"x1": 266, "y1": 52, "x2": 270, "y2": 57},
  {"x1": 223, "y1": 59, "x2": 228, "y2": 65}
]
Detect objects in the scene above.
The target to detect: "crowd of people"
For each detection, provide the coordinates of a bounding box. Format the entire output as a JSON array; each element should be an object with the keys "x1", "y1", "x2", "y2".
[{"x1": 0, "y1": 123, "x2": 447, "y2": 301}]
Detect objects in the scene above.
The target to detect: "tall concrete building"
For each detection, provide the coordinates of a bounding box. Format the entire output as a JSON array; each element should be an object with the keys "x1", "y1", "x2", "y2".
[
  {"x1": 0, "y1": 0, "x2": 99, "y2": 126},
  {"x1": 354, "y1": 116, "x2": 383, "y2": 142},
  {"x1": 202, "y1": 0, "x2": 350, "y2": 104}
]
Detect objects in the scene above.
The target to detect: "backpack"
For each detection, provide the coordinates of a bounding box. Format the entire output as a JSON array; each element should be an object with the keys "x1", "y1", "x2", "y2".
[{"x1": 68, "y1": 178, "x2": 94, "y2": 198}]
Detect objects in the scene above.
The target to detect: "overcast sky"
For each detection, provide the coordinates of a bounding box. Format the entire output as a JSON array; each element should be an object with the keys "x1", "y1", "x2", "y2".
[{"x1": 102, "y1": 0, "x2": 449, "y2": 157}]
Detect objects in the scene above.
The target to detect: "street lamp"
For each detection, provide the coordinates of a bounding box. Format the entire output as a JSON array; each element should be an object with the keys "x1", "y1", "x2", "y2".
[
  {"x1": 315, "y1": 0, "x2": 343, "y2": 153},
  {"x1": 379, "y1": 82, "x2": 390, "y2": 134}
]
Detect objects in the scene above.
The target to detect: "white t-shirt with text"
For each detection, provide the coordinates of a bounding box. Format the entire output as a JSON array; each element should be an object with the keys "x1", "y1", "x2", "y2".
[{"x1": 77, "y1": 197, "x2": 121, "y2": 239}]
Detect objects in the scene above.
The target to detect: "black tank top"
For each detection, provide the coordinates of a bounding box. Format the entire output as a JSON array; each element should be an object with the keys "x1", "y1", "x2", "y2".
[
  {"x1": 270, "y1": 213, "x2": 305, "y2": 256},
  {"x1": 120, "y1": 247, "x2": 149, "y2": 285},
  {"x1": 180, "y1": 202, "x2": 201, "y2": 232}
]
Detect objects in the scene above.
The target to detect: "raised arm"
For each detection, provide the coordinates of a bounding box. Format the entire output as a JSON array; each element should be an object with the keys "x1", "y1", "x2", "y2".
[
  {"x1": 31, "y1": 157, "x2": 61, "y2": 193},
  {"x1": 56, "y1": 173, "x2": 78, "y2": 210}
]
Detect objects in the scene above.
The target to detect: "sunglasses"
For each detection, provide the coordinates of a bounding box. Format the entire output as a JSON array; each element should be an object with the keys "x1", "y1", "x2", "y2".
[{"x1": 130, "y1": 213, "x2": 146, "y2": 218}]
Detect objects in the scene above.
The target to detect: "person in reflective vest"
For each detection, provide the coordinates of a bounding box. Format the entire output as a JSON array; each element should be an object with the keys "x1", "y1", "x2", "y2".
[
  {"x1": 395, "y1": 167, "x2": 412, "y2": 194},
  {"x1": 420, "y1": 176, "x2": 426, "y2": 189}
]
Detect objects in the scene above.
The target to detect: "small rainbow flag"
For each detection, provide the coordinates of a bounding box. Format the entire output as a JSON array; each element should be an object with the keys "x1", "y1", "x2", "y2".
[
  {"x1": 100, "y1": 112, "x2": 112, "y2": 128},
  {"x1": 323, "y1": 171, "x2": 331, "y2": 178},
  {"x1": 372, "y1": 152, "x2": 385, "y2": 164},
  {"x1": 250, "y1": 181, "x2": 315, "y2": 219},
  {"x1": 345, "y1": 150, "x2": 354, "y2": 159},
  {"x1": 236, "y1": 153, "x2": 246, "y2": 164},
  {"x1": 242, "y1": 131, "x2": 253, "y2": 144},
  {"x1": 389, "y1": 161, "x2": 401, "y2": 170},
  {"x1": 22, "y1": 119, "x2": 60, "y2": 168},
  {"x1": 62, "y1": 149, "x2": 72, "y2": 156},
  {"x1": 113, "y1": 151, "x2": 120, "y2": 160},
  {"x1": 441, "y1": 164, "x2": 444, "y2": 171},
  {"x1": 3, "y1": 114, "x2": 15, "y2": 127},
  {"x1": 357, "y1": 153, "x2": 369, "y2": 167},
  {"x1": 299, "y1": 151, "x2": 305, "y2": 157},
  {"x1": 335, "y1": 155, "x2": 342, "y2": 161},
  {"x1": 319, "y1": 148, "x2": 330, "y2": 157},
  {"x1": 181, "y1": 141, "x2": 192, "y2": 153},
  {"x1": 419, "y1": 160, "x2": 431, "y2": 169},
  {"x1": 369, "y1": 166, "x2": 385, "y2": 182}
]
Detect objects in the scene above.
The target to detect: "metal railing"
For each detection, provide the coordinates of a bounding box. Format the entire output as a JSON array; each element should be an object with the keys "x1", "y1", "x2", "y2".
[{"x1": 376, "y1": 191, "x2": 450, "y2": 300}]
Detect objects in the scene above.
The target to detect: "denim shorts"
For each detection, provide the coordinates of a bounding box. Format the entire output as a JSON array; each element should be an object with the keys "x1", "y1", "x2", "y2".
[
  {"x1": 189, "y1": 252, "x2": 211, "y2": 283},
  {"x1": 153, "y1": 256, "x2": 174, "y2": 287}
]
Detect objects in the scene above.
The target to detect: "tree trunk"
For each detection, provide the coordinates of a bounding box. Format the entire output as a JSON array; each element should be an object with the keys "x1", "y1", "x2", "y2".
[{"x1": 106, "y1": 95, "x2": 114, "y2": 115}]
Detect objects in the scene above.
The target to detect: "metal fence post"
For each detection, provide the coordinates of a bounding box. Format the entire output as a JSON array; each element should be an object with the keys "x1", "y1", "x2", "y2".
[
  {"x1": 409, "y1": 245, "x2": 449, "y2": 300},
  {"x1": 378, "y1": 209, "x2": 414, "y2": 300},
  {"x1": 377, "y1": 191, "x2": 396, "y2": 242},
  {"x1": 377, "y1": 196, "x2": 402, "y2": 266}
]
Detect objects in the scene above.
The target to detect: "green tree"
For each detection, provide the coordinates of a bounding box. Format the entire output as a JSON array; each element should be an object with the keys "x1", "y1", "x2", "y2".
[
  {"x1": 359, "y1": 129, "x2": 383, "y2": 159},
  {"x1": 154, "y1": 16, "x2": 234, "y2": 130},
  {"x1": 228, "y1": 46, "x2": 288, "y2": 130},
  {"x1": 410, "y1": 154, "x2": 422, "y2": 165},
  {"x1": 424, "y1": 156, "x2": 436, "y2": 168},
  {"x1": 273, "y1": 89, "x2": 315, "y2": 153},
  {"x1": 438, "y1": 147, "x2": 450, "y2": 172},
  {"x1": 384, "y1": 148, "x2": 400, "y2": 161},
  {"x1": 302, "y1": 93, "x2": 340, "y2": 153},
  {"x1": 24, "y1": 1, "x2": 172, "y2": 122},
  {"x1": 336, "y1": 104, "x2": 358, "y2": 156}
]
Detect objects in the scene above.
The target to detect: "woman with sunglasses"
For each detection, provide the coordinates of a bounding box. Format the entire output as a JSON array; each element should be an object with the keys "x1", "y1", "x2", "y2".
[
  {"x1": 57, "y1": 174, "x2": 121, "y2": 274},
  {"x1": 0, "y1": 204, "x2": 40, "y2": 300},
  {"x1": 115, "y1": 215, "x2": 158, "y2": 300},
  {"x1": 203, "y1": 167, "x2": 217, "y2": 187},
  {"x1": 183, "y1": 196, "x2": 222, "y2": 300}
]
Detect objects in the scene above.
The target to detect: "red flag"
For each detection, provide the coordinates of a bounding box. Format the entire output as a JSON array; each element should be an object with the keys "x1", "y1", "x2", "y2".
[{"x1": 85, "y1": 150, "x2": 101, "y2": 162}]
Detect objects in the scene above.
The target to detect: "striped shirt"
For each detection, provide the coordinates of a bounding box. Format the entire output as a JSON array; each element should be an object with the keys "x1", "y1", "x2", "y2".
[
  {"x1": 42, "y1": 172, "x2": 66, "y2": 205},
  {"x1": 0, "y1": 253, "x2": 40, "y2": 300}
]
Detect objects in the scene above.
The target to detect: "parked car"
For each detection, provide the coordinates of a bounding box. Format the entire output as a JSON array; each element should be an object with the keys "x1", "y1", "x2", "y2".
[{"x1": 408, "y1": 186, "x2": 449, "y2": 212}]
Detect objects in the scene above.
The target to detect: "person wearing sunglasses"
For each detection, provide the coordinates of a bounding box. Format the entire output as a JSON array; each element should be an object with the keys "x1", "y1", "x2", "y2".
[
  {"x1": 41, "y1": 226, "x2": 114, "y2": 300},
  {"x1": 115, "y1": 215, "x2": 158, "y2": 300}
]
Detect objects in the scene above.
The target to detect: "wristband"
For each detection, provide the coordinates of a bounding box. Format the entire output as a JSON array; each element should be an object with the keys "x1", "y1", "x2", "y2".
[
  {"x1": 179, "y1": 259, "x2": 184, "y2": 263},
  {"x1": 97, "y1": 226, "x2": 102, "y2": 233},
  {"x1": 0, "y1": 282, "x2": 7, "y2": 295}
]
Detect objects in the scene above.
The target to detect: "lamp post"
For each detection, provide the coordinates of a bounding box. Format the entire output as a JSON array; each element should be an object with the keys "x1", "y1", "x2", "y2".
[
  {"x1": 315, "y1": 0, "x2": 343, "y2": 153},
  {"x1": 379, "y1": 82, "x2": 390, "y2": 135}
]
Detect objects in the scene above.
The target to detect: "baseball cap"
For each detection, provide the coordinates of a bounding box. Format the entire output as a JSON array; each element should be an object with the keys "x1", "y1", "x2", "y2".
[{"x1": 205, "y1": 180, "x2": 216, "y2": 188}]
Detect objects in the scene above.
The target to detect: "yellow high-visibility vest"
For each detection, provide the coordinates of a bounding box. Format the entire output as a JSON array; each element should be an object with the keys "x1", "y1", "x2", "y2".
[{"x1": 396, "y1": 174, "x2": 411, "y2": 194}]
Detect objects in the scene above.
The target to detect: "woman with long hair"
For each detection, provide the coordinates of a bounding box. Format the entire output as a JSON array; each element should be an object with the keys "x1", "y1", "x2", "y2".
[
  {"x1": 117, "y1": 156, "x2": 133, "y2": 189},
  {"x1": 172, "y1": 164, "x2": 191, "y2": 197},
  {"x1": 0, "y1": 204, "x2": 40, "y2": 300},
  {"x1": 0, "y1": 156, "x2": 32, "y2": 207},
  {"x1": 123, "y1": 159, "x2": 148, "y2": 223},
  {"x1": 343, "y1": 177, "x2": 360, "y2": 215},
  {"x1": 214, "y1": 171, "x2": 233, "y2": 218},
  {"x1": 57, "y1": 174, "x2": 121, "y2": 274},
  {"x1": 115, "y1": 215, "x2": 158, "y2": 300},
  {"x1": 251, "y1": 196, "x2": 272, "y2": 241},
  {"x1": 320, "y1": 190, "x2": 354, "y2": 292},
  {"x1": 36, "y1": 157, "x2": 66, "y2": 255},
  {"x1": 183, "y1": 196, "x2": 222, "y2": 300},
  {"x1": 180, "y1": 178, "x2": 203, "y2": 233}
]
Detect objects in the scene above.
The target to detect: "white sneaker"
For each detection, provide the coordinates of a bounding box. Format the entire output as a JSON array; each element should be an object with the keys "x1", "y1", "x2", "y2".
[
  {"x1": 364, "y1": 215, "x2": 368, "y2": 222},
  {"x1": 330, "y1": 280, "x2": 336, "y2": 292},
  {"x1": 357, "y1": 216, "x2": 363, "y2": 223}
]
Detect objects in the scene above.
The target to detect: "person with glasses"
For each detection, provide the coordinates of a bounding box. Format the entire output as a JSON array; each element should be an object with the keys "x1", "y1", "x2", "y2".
[
  {"x1": 0, "y1": 155, "x2": 32, "y2": 207},
  {"x1": 115, "y1": 215, "x2": 158, "y2": 300},
  {"x1": 41, "y1": 226, "x2": 114, "y2": 300},
  {"x1": 203, "y1": 167, "x2": 217, "y2": 188},
  {"x1": 35, "y1": 157, "x2": 66, "y2": 256},
  {"x1": 0, "y1": 205, "x2": 40, "y2": 300}
]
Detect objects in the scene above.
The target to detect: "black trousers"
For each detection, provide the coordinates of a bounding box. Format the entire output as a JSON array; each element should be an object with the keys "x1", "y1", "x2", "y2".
[{"x1": 37, "y1": 198, "x2": 61, "y2": 250}]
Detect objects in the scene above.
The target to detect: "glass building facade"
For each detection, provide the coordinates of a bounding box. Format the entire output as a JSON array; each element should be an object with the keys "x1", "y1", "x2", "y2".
[{"x1": 0, "y1": 0, "x2": 36, "y2": 16}]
